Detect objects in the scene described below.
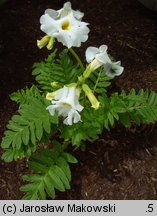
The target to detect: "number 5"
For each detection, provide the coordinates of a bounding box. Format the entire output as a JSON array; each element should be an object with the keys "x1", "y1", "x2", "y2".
[{"x1": 148, "y1": 204, "x2": 153, "y2": 212}]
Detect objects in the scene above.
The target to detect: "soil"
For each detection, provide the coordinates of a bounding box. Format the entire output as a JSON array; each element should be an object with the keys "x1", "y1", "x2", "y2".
[{"x1": 0, "y1": 0, "x2": 157, "y2": 199}]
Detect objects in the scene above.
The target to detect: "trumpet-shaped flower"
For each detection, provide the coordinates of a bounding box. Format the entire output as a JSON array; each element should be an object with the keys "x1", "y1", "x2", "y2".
[
  {"x1": 83, "y1": 45, "x2": 111, "y2": 79},
  {"x1": 85, "y1": 45, "x2": 124, "y2": 78},
  {"x1": 45, "y1": 2, "x2": 84, "y2": 21},
  {"x1": 40, "y1": 5, "x2": 89, "y2": 48},
  {"x1": 46, "y1": 86, "x2": 84, "y2": 125},
  {"x1": 104, "y1": 61, "x2": 124, "y2": 78},
  {"x1": 86, "y1": 45, "x2": 111, "y2": 65}
]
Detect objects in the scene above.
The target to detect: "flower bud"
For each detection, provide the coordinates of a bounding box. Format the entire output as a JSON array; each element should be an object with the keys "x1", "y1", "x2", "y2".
[
  {"x1": 37, "y1": 35, "x2": 50, "y2": 49},
  {"x1": 46, "y1": 91, "x2": 58, "y2": 100},
  {"x1": 82, "y1": 84, "x2": 100, "y2": 109},
  {"x1": 46, "y1": 37, "x2": 55, "y2": 50},
  {"x1": 51, "y1": 81, "x2": 60, "y2": 88},
  {"x1": 37, "y1": 35, "x2": 54, "y2": 50}
]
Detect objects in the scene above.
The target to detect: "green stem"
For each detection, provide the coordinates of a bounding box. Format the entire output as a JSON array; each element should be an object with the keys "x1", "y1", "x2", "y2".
[
  {"x1": 93, "y1": 68, "x2": 103, "y2": 93},
  {"x1": 69, "y1": 48, "x2": 84, "y2": 70}
]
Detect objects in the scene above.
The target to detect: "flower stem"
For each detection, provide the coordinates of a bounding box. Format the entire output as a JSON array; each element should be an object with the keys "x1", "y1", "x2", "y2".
[
  {"x1": 69, "y1": 48, "x2": 84, "y2": 70},
  {"x1": 93, "y1": 68, "x2": 103, "y2": 93}
]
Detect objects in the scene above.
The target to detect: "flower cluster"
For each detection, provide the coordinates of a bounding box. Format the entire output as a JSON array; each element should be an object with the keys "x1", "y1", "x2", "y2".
[
  {"x1": 38, "y1": 2, "x2": 89, "y2": 48},
  {"x1": 37, "y1": 2, "x2": 124, "y2": 125}
]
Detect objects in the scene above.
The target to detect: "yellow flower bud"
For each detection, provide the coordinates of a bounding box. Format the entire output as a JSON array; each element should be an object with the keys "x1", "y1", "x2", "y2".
[
  {"x1": 51, "y1": 81, "x2": 60, "y2": 88},
  {"x1": 46, "y1": 91, "x2": 58, "y2": 100},
  {"x1": 46, "y1": 37, "x2": 55, "y2": 50},
  {"x1": 37, "y1": 35, "x2": 50, "y2": 49},
  {"x1": 82, "y1": 84, "x2": 100, "y2": 109},
  {"x1": 37, "y1": 35, "x2": 55, "y2": 50}
]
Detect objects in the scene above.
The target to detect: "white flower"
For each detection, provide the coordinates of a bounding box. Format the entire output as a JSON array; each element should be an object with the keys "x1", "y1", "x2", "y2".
[
  {"x1": 45, "y1": 2, "x2": 84, "y2": 21},
  {"x1": 83, "y1": 45, "x2": 111, "y2": 78},
  {"x1": 85, "y1": 45, "x2": 124, "y2": 78},
  {"x1": 46, "y1": 86, "x2": 84, "y2": 125},
  {"x1": 104, "y1": 61, "x2": 124, "y2": 78},
  {"x1": 40, "y1": 3, "x2": 89, "y2": 48},
  {"x1": 85, "y1": 45, "x2": 111, "y2": 65}
]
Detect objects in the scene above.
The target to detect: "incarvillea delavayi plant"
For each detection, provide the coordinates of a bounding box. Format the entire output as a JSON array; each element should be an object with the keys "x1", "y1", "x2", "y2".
[{"x1": 1, "y1": 2, "x2": 157, "y2": 200}]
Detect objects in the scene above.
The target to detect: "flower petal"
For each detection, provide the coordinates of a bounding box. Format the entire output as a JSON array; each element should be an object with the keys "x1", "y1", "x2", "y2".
[
  {"x1": 105, "y1": 61, "x2": 124, "y2": 78},
  {"x1": 63, "y1": 109, "x2": 81, "y2": 125},
  {"x1": 63, "y1": 112, "x2": 73, "y2": 125},
  {"x1": 62, "y1": 2, "x2": 84, "y2": 20},
  {"x1": 96, "y1": 45, "x2": 111, "y2": 64},
  {"x1": 96, "y1": 52, "x2": 111, "y2": 64},
  {"x1": 76, "y1": 103, "x2": 84, "y2": 112},
  {"x1": 85, "y1": 47, "x2": 99, "y2": 63},
  {"x1": 99, "y1": 44, "x2": 108, "y2": 52},
  {"x1": 45, "y1": 9, "x2": 59, "y2": 19},
  {"x1": 74, "y1": 10, "x2": 84, "y2": 20},
  {"x1": 73, "y1": 110, "x2": 81, "y2": 123},
  {"x1": 40, "y1": 14, "x2": 58, "y2": 36},
  {"x1": 58, "y1": 106, "x2": 69, "y2": 117},
  {"x1": 55, "y1": 86, "x2": 68, "y2": 100},
  {"x1": 46, "y1": 105, "x2": 56, "y2": 116}
]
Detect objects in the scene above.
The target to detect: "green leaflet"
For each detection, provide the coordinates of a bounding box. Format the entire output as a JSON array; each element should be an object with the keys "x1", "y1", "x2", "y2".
[
  {"x1": 10, "y1": 85, "x2": 41, "y2": 105},
  {"x1": 62, "y1": 152, "x2": 78, "y2": 163},
  {"x1": 1, "y1": 97, "x2": 58, "y2": 162},
  {"x1": 56, "y1": 157, "x2": 72, "y2": 182},
  {"x1": 99, "y1": 89, "x2": 157, "y2": 130},
  {"x1": 20, "y1": 143, "x2": 77, "y2": 200}
]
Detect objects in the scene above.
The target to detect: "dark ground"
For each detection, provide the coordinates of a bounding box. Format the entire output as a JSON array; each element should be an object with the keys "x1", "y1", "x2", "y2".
[{"x1": 0, "y1": 0, "x2": 157, "y2": 199}]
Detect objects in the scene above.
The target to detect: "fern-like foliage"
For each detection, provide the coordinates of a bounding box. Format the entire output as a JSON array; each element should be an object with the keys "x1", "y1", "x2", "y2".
[
  {"x1": 119, "y1": 89, "x2": 157, "y2": 127},
  {"x1": 9, "y1": 85, "x2": 42, "y2": 105},
  {"x1": 60, "y1": 106, "x2": 103, "y2": 146},
  {"x1": 32, "y1": 50, "x2": 83, "y2": 92},
  {"x1": 99, "y1": 89, "x2": 157, "y2": 130},
  {"x1": 1, "y1": 97, "x2": 58, "y2": 162},
  {"x1": 20, "y1": 142, "x2": 78, "y2": 200},
  {"x1": 86, "y1": 67, "x2": 113, "y2": 94}
]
